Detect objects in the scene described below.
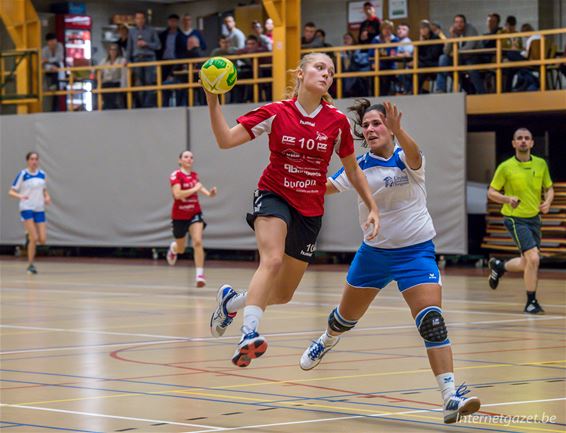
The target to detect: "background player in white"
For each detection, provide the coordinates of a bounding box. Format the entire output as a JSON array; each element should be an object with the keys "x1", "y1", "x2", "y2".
[
  {"x1": 167, "y1": 150, "x2": 217, "y2": 287},
  {"x1": 299, "y1": 100, "x2": 480, "y2": 424},
  {"x1": 204, "y1": 53, "x2": 379, "y2": 367},
  {"x1": 9, "y1": 152, "x2": 51, "y2": 274}
]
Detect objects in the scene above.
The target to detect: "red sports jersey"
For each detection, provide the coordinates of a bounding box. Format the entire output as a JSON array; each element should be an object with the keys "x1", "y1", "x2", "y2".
[
  {"x1": 237, "y1": 98, "x2": 355, "y2": 216},
  {"x1": 170, "y1": 169, "x2": 202, "y2": 219}
]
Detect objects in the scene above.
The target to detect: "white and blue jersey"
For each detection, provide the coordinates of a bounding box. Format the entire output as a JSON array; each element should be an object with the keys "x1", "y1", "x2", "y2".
[
  {"x1": 12, "y1": 169, "x2": 47, "y2": 212},
  {"x1": 330, "y1": 147, "x2": 440, "y2": 291}
]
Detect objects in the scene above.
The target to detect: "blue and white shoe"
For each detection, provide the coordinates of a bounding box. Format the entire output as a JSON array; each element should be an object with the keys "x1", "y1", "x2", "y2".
[
  {"x1": 231, "y1": 329, "x2": 268, "y2": 367},
  {"x1": 209, "y1": 284, "x2": 239, "y2": 338},
  {"x1": 299, "y1": 334, "x2": 340, "y2": 371},
  {"x1": 443, "y1": 384, "x2": 481, "y2": 424}
]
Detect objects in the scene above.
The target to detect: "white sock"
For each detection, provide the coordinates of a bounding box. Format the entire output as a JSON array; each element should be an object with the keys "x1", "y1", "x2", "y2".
[
  {"x1": 195, "y1": 267, "x2": 204, "y2": 277},
  {"x1": 170, "y1": 241, "x2": 177, "y2": 253},
  {"x1": 226, "y1": 291, "x2": 247, "y2": 313},
  {"x1": 321, "y1": 330, "x2": 339, "y2": 346},
  {"x1": 436, "y1": 372, "x2": 456, "y2": 402},
  {"x1": 242, "y1": 305, "x2": 263, "y2": 333}
]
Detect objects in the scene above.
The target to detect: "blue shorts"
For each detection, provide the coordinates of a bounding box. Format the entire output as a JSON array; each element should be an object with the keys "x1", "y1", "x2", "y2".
[
  {"x1": 346, "y1": 240, "x2": 441, "y2": 292},
  {"x1": 20, "y1": 210, "x2": 46, "y2": 223}
]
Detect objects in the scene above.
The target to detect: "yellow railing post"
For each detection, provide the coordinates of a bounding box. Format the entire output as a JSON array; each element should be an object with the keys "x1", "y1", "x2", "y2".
[
  {"x1": 412, "y1": 46, "x2": 419, "y2": 95},
  {"x1": 374, "y1": 48, "x2": 380, "y2": 97},
  {"x1": 188, "y1": 63, "x2": 194, "y2": 107},
  {"x1": 96, "y1": 70, "x2": 102, "y2": 111},
  {"x1": 126, "y1": 66, "x2": 132, "y2": 109},
  {"x1": 495, "y1": 38, "x2": 502, "y2": 94},
  {"x1": 540, "y1": 37, "x2": 546, "y2": 91},
  {"x1": 156, "y1": 65, "x2": 162, "y2": 108},
  {"x1": 253, "y1": 57, "x2": 259, "y2": 103},
  {"x1": 68, "y1": 72, "x2": 74, "y2": 111},
  {"x1": 336, "y1": 51, "x2": 343, "y2": 99},
  {"x1": 452, "y1": 42, "x2": 459, "y2": 92}
]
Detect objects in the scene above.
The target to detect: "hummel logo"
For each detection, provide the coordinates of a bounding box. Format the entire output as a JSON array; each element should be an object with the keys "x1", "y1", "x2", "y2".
[
  {"x1": 429, "y1": 273, "x2": 436, "y2": 278},
  {"x1": 300, "y1": 119, "x2": 315, "y2": 126}
]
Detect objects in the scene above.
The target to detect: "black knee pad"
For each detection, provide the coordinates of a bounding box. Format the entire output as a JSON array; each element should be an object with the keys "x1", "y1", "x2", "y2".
[
  {"x1": 328, "y1": 307, "x2": 357, "y2": 333},
  {"x1": 415, "y1": 306, "x2": 450, "y2": 348}
]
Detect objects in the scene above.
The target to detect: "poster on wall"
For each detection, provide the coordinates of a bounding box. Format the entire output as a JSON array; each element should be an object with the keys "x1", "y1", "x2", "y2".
[
  {"x1": 348, "y1": 1, "x2": 383, "y2": 25},
  {"x1": 388, "y1": 0, "x2": 408, "y2": 19}
]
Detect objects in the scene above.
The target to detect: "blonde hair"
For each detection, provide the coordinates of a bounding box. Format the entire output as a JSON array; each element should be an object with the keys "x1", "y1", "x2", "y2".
[{"x1": 285, "y1": 53, "x2": 334, "y2": 103}]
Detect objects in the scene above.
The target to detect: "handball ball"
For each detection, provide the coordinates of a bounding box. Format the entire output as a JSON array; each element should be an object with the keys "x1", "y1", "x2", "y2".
[{"x1": 199, "y1": 57, "x2": 237, "y2": 94}]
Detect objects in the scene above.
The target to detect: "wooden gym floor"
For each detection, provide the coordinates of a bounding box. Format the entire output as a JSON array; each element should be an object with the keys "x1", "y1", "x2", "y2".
[{"x1": 0, "y1": 257, "x2": 564, "y2": 432}]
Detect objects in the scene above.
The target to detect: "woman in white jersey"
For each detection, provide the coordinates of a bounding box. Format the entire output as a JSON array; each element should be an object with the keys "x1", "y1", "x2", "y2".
[
  {"x1": 299, "y1": 100, "x2": 481, "y2": 424},
  {"x1": 9, "y1": 152, "x2": 51, "y2": 274},
  {"x1": 205, "y1": 53, "x2": 379, "y2": 368}
]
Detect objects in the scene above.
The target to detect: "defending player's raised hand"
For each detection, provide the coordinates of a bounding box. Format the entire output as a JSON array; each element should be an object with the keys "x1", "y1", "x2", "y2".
[{"x1": 378, "y1": 101, "x2": 402, "y2": 134}]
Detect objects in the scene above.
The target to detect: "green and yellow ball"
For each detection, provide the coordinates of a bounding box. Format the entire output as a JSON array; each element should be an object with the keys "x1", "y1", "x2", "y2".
[{"x1": 199, "y1": 57, "x2": 238, "y2": 94}]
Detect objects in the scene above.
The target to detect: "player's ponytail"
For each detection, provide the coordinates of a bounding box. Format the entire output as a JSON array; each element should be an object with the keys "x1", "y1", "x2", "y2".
[{"x1": 285, "y1": 53, "x2": 334, "y2": 104}]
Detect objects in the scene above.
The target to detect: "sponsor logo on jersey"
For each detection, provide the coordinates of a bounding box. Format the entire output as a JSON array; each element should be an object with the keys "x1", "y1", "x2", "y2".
[
  {"x1": 284, "y1": 164, "x2": 321, "y2": 177},
  {"x1": 316, "y1": 131, "x2": 328, "y2": 141},
  {"x1": 384, "y1": 175, "x2": 409, "y2": 188},
  {"x1": 282, "y1": 135, "x2": 296, "y2": 146},
  {"x1": 282, "y1": 149, "x2": 302, "y2": 161},
  {"x1": 300, "y1": 119, "x2": 315, "y2": 127},
  {"x1": 284, "y1": 178, "x2": 316, "y2": 189},
  {"x1": 305, "y1": 155, "x2": 324, "y2": 165}
]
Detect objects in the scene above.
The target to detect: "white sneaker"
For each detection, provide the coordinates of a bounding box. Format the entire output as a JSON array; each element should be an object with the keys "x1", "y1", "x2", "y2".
[
  {"x1": 209, "y1": 284, "x2": 239, "y2": 337},
  {"x1": 196, "y1": 274, "x2": 206, "y2": 288},
  {"x1": 443, "y1": 384, "x2": 481, "y2": 424},
  {"x1": 166, "y1": 242, "x2": 177, "y2": 266},
  {"x1": 299, "y1": 333, "x2": 340, "y2": 370}
]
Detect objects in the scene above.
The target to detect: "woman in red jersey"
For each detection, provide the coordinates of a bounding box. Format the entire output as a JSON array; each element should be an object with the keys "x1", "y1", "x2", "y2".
[
  {"x1": 166, "y1": 150, "x2": 217, "y2": 288},
  {"x1": 205, "y1": 53, "x2": 379, "y2": 367}
]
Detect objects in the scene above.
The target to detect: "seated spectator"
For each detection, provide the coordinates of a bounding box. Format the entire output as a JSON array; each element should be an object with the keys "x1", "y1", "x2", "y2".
[
  {"x1": 435, "y1": 14, "x2": 485, "y2": 94},
  {"x1": 301, "y1": 22, "x2": 324, "y2": 49},
  {"x1": 501, "y1": 15, "x2": 523, "y2": 51},
  {"x1": 251, "y1": 20, "x2": 272, "y2": 51},
  {"x1": 116, "y1": 24, "x2": 129, "y2": 57},
  {"x1": 42, "y1": 33, "x2": 64, "y2": 111},
  {"x1": 482, "y1": 13, "x2": 503, "y2": 49},
  {"x1": 180, "y1": 14, "x2": 207, "y2": 52},
  {"x1": 341, "y1": 32, "x2": 357, "y2": 97},
  {"x1": 512, "y1": 23, "x2": 540, "y2": 92},
  {"x1": 347, "y1": 28, "x2": 373, "y2": 97},
  {"x1": 415, "y1": 20, "x2": 443, "y2": 93},
  {"x1": 521, "y1": 23, "x2": 541, "y2": 58},
  {"x1": 210, "y1": 35, "x2": 230, "y2": 57},
  {"x1": 264, "y1": 18, "x2": 274, "y2": 42},
  {"x1": 431, "y1": 22, "x2": 447, "y2": 39},
  {"x1": 371, "y1": 20, "x2": 399, "y2": 95},
  {"x1": 223, "y1": 15, "x2": 246, "y2": 53},
  {"x1": 234, "y1": 35, "x2": 267, "y2": 102},
  {"x1": 501, "y1": 15, "x2": 524, "y2": 91},
  {"x1": 100, "y1": 43, "x2": 127, "y2": 109},
  {"x1": 396, "y1": 23, "x2": 414, "y2": 93},
  {"x1": 164, "y1": 35, "x2": 205, "y2": 106},
  {"x1": 359, "y1": 1, "x2": 381, "y2": 44}
]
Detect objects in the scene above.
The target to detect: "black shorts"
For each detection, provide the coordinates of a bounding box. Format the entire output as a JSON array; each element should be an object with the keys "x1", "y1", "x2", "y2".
[
  {"x1": 172, "y1": 213, "x2": 207, "y2": 239},
  {"x1": 503, "y1": 215, "x2": 541, "y2": 253},
  {"x1": 246, "y1": 190, "x2": 322, "y2": 264}
]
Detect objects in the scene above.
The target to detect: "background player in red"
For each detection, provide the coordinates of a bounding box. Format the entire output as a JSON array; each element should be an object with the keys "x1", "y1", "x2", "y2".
[
  {"x1": 204, "y1": 52, "x2": 380, "y2": 367},
  {"x1": 167, "y1": 150, "x2": 217, "y2": 287}
]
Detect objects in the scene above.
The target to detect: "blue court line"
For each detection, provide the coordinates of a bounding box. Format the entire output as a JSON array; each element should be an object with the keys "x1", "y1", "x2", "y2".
[
  {"x1": 0, "y1": 421, "x2": 101, "y2": 433},
  {"x1": 0, "y1": 380, "x2": 521, "y2": 433}
]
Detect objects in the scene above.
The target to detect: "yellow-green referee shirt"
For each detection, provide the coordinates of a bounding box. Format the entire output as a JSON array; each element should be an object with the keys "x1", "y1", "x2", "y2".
[{"x1": 490, "y1": 155, "x2": 553, "y2": 218}]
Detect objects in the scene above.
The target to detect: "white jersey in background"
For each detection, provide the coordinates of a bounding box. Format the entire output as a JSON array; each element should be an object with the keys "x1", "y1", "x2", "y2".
[
  {"x1": 12, "y1": 169, "x2": 47, "y2": 211},
  {"x1": 330, "y1": 147, "x2": 436, "y2": 248}
]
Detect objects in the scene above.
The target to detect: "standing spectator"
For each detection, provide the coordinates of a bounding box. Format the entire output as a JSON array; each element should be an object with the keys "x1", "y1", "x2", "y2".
[
  {"x1": 358, "y1": 1, "x2": 381, "y2": 44},
  {"x1": 180, "y1": 14, "x2": 207, "y2": 53},
  {"x1": 435, "y1": 14, "x2": 485, "y2": 94},
  {"x1": 126, "y1": 11, "x2": 161, "y2": 107},
  {"x1": 487, "y1": 127, "x2": 554, "y2": 314},
  {"x1": 415, "y1": 20, "x2": 443, "y2": 93},
  {"x1": 371, "y1": 20, "x2": 399, "y2": 95},
  {"x1": 349, "y1": 28, "x2": 373, "y2": 96},
  {"x1": 301, "y1": 22, "x2": 324, "y2": 49},
  {"x1": 223, "y1": 15, "x2": 245, "y2": 53},
  {"x1": 42, "y1": 33, "x2": 64, "y2": 111},
  {"x1": 264, "y1": 18, "x2": 274, "y2": 42},
  {"x1": 100, "y1": 43, "x2": 127, "y2": 109},
  {"x1": 210, "y1": 35, "x2": 231, "y2": 57},
  {"x1": 158, "y1": 14, "x2": 185, "y2": 90},
  {"x1": 396, "y1": 23, "x2": 414, "y2": 93},
  {"x1": 116, "y1": 24, "x2": 130, "y2": 57},
  {"x1": 251, "y1": 20, "x2": 272, "y2": 51}
]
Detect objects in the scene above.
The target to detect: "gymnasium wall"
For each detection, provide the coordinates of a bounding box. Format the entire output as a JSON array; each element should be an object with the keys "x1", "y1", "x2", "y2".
[{"x1": 0, "y1": 93, "x2": 467, "y2": 254}]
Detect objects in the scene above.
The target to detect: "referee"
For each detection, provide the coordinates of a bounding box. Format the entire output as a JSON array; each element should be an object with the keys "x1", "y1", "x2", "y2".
[{"x1": 487, "y1": 127, "x2": 554, "y2": 314}]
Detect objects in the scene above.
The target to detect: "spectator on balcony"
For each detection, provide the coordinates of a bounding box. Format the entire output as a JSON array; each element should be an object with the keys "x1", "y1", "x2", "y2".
[
  {"x1": 223, "y1": 15, "x2": 246, "y2": 53},
  {"x1": 116, "y1": 24, "x2": 130, "y2": 57},
  {"x1": 510, "y1": 23, "x2": 541, "y2": 92},
  {"x1": 415, "y1": 20, "x2": 443, "y2": 93},
  {"x1": 348, "y1": 28, "x2": 373, "y2": 97},
  {"x1": 396, "y1": 23, "x2": 414, "y2": 93},
  {"x1": 501, "y1": 15, "x2": 523, "y2": 51},
  {"x1": 435, "y1": 14, "x2": 485, "y2": 94},
  {"x1": 264, "y1": 18, "x2": 274, "y2": 42},
  {"x1": 210, "y1": 36, "x2": 231, "y2": 57},
  {"x1": 163, "y1": 35, "x2": 204, "y2": 107},
  {"x1": 301, "y1": 22, "x2": 324, "y2": 49},
  {"x1": 252, "y1": 20, "x2": 273, "y2": 51},
  {"x1": 180, "y1": 14, "x2": 207, "y2": 53},
  {"x1": 126, "y1": 11, "x2": 161, "y2": 107},
  {"x1": 431, "y1": 22, "x2": 447, "y2": 40},
  {"x1": 234, "y1": 35, "x2": 267, "y2": 103},
  {"x1": 358, "y1": 1, "x2": 381, "y2": 44},
  {"x1": 42, "y1": 33, "x2": 64, "y2": 111},
  {"x1": 341, "y1": 32, "x2": 357, "y2": 97},
  {"x1": 482, "y1": 13, "x2": 503, "y2": 49},
  {"x1": 100, "y1": 43, "x2": 127, "y2": 110},
  {"x1": 371, "y1": 20, "x2": 399, "y2": 95},
  {"x1": 158, "y1": 14, "x2": 185, "y2": 85}
]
